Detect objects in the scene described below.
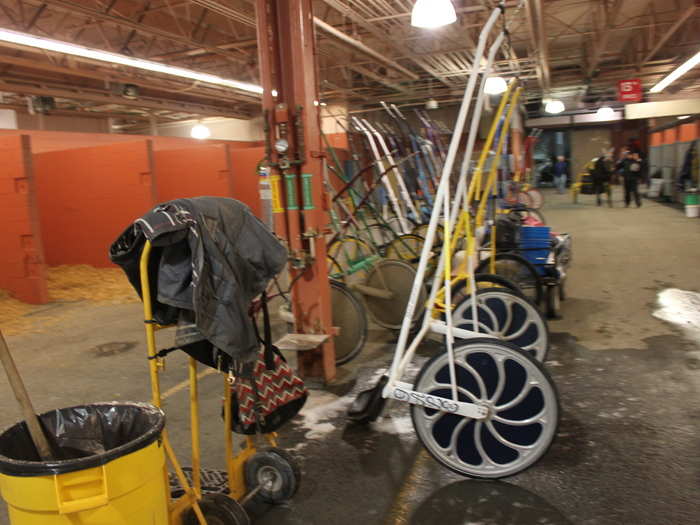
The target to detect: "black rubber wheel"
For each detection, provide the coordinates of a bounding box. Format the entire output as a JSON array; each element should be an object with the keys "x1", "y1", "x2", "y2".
[
  {"x1": 545, "y1": 285, "x2": 560, "y2": 319},
  {"x1": 451, "y1": 273, "x2": 525, "y2": 307},
  {"x1": 558, "y1": 278, "x2": 566, "y2": 301},
  {"x1": 330, "y1": 280, "x2": 368, "y2": 365},
  {"x1": 183, "y1": 494, "x2": 250, "y2": 525},
  {"x1": 244, "y1": 449, "x2": 300, "y2": 504},
  {"x1": 475, "y1": 253, "x2": 544, "y2": 306}
]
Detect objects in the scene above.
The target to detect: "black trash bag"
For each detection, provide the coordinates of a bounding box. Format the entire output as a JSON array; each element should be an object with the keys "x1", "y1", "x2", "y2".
[
  {"x1": 495, "y1": 215, "x2": 521, "y2": 251},
  {"x1": 0, "y1": 402, "x2": 165, "y2": 477}
]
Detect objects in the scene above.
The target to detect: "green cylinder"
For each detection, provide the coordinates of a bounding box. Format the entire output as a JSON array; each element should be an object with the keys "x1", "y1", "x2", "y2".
[
  {"x1": 684, "y1": 193, "x2": 699, "y2": 205},
  {"x1": 301, "y1": 173, "x2": 314, "y2": 210},
  {"x1": 284, "y1": 173, "x2": 298, "y2": 210}
]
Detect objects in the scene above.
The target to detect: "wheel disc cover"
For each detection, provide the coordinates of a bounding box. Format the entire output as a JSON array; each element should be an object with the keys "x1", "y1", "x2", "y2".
[
  {"x1": 331, "y1": 282, "x2": 366, "y2": 364},
  {"x1": 411, "y1": 341, "x2": 558, "y2": 478},
  {"x1": 452, "y1": 290, "x2": 548, "y2": 362},
  {"x1": 365, "y1": 259, "x2": 426, "y2": 329}
]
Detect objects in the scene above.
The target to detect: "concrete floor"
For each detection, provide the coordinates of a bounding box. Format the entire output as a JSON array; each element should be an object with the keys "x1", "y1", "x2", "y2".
[{"x1": 1, "y1": 187, "x2": 699, "y2": 524}]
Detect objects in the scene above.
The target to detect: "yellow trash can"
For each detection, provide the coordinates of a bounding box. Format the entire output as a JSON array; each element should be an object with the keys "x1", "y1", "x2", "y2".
[{"x1": 0, "y1": 403, "x2": 169, "y2": 525}]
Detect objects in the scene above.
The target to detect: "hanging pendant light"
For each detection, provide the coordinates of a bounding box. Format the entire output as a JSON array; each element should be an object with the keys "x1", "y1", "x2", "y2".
[
  {"x1": 484, "y1": 76, "x2": 508, "y2": 95},
  {"x1": 411, "y1": 0, "x2": 457, "y2": 29},
  {"x1": 191, "y1": 123, "x2": 211, "y2": 139},
  {"x1": 596, "y1": 106, "x2": 615, "y2": 120},
  {"x1": 544, "y1": 100, "x2": 565, "y2": 114}
]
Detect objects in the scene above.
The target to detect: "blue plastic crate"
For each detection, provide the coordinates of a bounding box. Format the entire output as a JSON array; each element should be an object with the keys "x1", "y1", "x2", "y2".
[{"x1": 520, "y1": 226, "x2": 551, "y2": 239}]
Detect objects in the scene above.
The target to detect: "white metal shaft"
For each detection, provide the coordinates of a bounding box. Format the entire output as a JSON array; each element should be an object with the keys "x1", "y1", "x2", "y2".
[
  {"x1": 363, "y1": 119, "x2": 421, "y2": 221},
  {"x1": 386, "y1": 6, "x2": 504, "y2": 387},
  {"x1": 352, "y1": 116, "x2": 410, "y2": 234}
]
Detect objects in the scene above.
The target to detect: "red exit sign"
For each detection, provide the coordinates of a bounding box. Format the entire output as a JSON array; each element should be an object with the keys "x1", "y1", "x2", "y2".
[{"x1": 617, "y1": 79, "x2": 643, "y2": 103}]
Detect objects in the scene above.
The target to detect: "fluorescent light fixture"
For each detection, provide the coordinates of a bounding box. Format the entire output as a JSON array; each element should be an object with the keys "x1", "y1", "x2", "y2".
[
  {"x1": 650, "y1": 50, "x2": 700, "y2": 93},
  {"x1": 0, "y1": 27, "x2": 264, "y2": 95},
  {"x1": 678, "y1": 115, "x2": 691, "y2": 120},
  {"x1": 484, "y1": 76, "x2": 507, "y2": 95},
  {"x1": 190, "y1": 124, "x2": 211, "y2": 139},
  {"x1": 411, "y1": 0, "x2": 457, "y2": 29},
  {"x1": 545, "y1": 100, "x2": 565, "y2": 114},
  {"x1": 596, "y1": 106, "x2": 615, "y2": 119}
]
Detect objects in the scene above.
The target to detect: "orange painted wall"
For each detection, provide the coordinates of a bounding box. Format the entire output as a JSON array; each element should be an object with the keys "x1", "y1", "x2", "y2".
[
  {"x1": 229, "y1": 147, "x2": 265, "y2": 218},
  {"x1": 325, "y1": 132, "x2": 349, "y2": 150},
  {"x1": 650, "y1": 132, "x2": 663, "y2": 147},
  {"x1": 662, "y1": 127, "x2": 678, "y2": 144},
  {"x1": 34, "y1": 141, "x2": 155, "y2": 268},
  {"x1": 0, "y1": 135, "x2": 49, "y2": 304},
  {"x1": 155, "y1": 144, "x2": 233, "y2": 203},
  {"x1": 678, "y1": 122, "x2": 699, "y2": 142},
  {"x1": 0, "y1": 129, "x2": 261, "y2": 154}
]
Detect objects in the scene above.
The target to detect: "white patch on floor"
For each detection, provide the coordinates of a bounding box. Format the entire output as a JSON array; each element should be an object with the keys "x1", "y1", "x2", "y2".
[
  {"x1": 295, "y1": 390, "x2": 350, "y2": 442},
  {"x1": 371, "y1": 414, "x2": 414, "y2": 436},
  {"x1": 653, "y1": 288, "x2": 700, "y2": 343}
]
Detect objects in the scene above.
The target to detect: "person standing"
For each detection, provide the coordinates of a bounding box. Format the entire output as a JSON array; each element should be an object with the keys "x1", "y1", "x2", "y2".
[
  {"x1": 592, "y1": 152, "x2": 614, "y2": 206},
  {"x1": 553, "y1": 155, "x2": 569, "y2": 194},
  {"x1": 617, "y1": 150, "x2": 645, "y2": 207}
]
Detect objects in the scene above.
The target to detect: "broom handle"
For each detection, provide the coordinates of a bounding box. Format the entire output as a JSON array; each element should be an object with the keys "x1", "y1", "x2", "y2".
[{"x1": 0, "y1": 330, "x2": 53, "y2": 460}]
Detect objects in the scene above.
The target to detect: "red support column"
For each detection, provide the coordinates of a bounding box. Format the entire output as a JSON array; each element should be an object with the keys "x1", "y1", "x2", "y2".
[{"x1": 256, "y1": 0, "x2": 336, "y2": 383}]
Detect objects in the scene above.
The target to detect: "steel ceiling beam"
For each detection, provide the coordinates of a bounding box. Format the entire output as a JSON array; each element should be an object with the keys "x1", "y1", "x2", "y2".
[
  {"x1": 585, "y1": 0, "x2": 625, "y2": 78},
  {"x1": 641, "y1": 5, "x2": 698, "y2": 64},
  {"x1": 319, "y1": 0, "x2": 454, "y2": 88},
  {"x1": 22, "y1": 0, "x2": 250, "y2": 63},
  {"x1": 0, "y1": 79, "x2": 247, "y2": 117}
]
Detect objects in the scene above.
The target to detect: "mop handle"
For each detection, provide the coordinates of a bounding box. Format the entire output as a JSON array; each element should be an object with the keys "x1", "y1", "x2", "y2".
[{"x1": 0, "y1": 330, "x2": 53, "y2": 460}]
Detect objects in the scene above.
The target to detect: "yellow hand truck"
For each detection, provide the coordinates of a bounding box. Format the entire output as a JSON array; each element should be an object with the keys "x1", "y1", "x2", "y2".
[{"x1": 139, "y1": 240, "x2": 300, "y2": 525}]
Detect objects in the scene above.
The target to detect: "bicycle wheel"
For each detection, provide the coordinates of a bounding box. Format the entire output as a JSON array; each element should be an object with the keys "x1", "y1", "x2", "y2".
[
  {"x1": 386, "y1": 234, "x2": 424, "y2": 266},
  {"x1": 411, "y1": 338, "x2": 559, "y2": 479},
  {"x1": 451, "y1": 288, "x2": 549, "y2": 362},
  {"x1": 475, "y1": 253, "x2": 543, "y2": 306},
  {"x1": 509, "y1": 208, "x2": 546, "y2": 225},
  {"x1": 525, "y1": 189, "x2": 543, "y2": 209},
  {"x1": 363, "y1": 259, "x2": 427, "y2": 330},
  {"x1": 516, "y1": 191, "x2": 533, "y2": 208},
  {"x1": 412, "y1": 223, "x2": 444, "y2": 248},
  {"x1": 327, "y1": 236, "x2": 375, "y2": 282},
  {"x1": 358, "y1": 223, "x2": 394, "y2": 254},
  {"x1": 331, "y1": 280, "x2": 368, "y2": 365}
]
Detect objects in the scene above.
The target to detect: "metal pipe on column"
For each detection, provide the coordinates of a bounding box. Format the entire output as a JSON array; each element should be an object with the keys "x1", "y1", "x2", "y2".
[{"x1": 255, "y1": 0, "x2": 337, "y2": 383}]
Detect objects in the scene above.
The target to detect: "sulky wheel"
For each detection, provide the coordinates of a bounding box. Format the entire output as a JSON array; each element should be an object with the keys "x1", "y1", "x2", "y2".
[
  {"x1": 362, "y1": 259, "x2": 427, "y2": 330},
  {"x1": 183, "y1": 494, "x2": 250, "y2": 525},
  {"x1": 475, "y1": 253, "x2": 543, "y2": 307},
  {"x1": 358, "y1": 223, "x2": 394, "y2": 255},
  {"x1": 330, "y1": 280, "x2": 368, "y2": 365},
  {"x1": 411, "y1": 338, "x2": 559, "y2": 479},
  {"x1": 526, "y1": 189, "x2": 544, "y2": 210},
  {"x1": 386, "y1": 234, "x2": 424, "y2": 266},
  {"x1": 412, "y1": 223, "x2": 444, "y2": 248},
  {"x1": 244, "y1": 448, "x2": 301, "y2": 505},
  {"x1": 451, "y1": 288, "x2": 549, "y2": 362},
  {"x1": 451, "y1": 273, "x2": 525, "y2": 307}
]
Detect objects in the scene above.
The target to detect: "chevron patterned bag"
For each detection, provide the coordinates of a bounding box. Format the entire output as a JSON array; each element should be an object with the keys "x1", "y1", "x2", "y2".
[{"x1": 230, "y1": 293, "x2": 308, "y2": 435}]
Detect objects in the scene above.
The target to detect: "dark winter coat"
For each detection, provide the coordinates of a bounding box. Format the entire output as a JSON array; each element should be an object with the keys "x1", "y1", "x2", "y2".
[{"x1": 110, "y1": 197, "x2": 287, "y2": 364}]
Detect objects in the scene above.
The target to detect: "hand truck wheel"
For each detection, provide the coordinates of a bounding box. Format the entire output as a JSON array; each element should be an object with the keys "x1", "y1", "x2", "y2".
[
  {"x1": 244, "y1": 448, "x2": 301, "y2": 504},
  {"x1": 558, "y1": 277, "x2": 566, "y2": 301},
  {"x1": 411, "y1": 338, "x2": 559, "y2": 479},
  {"x1": 545, "y1": 284, "x2": 560, "y2": 319},
  {"x1": 183, "y1": 493, "x2": 250, "y2": 525}
]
